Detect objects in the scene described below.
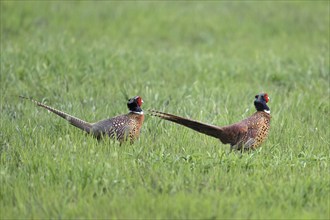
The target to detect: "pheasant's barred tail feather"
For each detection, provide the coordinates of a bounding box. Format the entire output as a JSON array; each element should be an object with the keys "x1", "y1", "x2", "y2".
[
  {"x1": 148, "y1": 109, "x2": 224, "y2": 139},
  {"x1": 19, "y1": 96, "x2": 92, "y2": 133}
]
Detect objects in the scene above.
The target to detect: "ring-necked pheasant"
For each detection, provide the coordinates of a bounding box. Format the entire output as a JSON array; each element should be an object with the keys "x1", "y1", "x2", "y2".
[
  {"x1": 149, "y1": 93, "x2": 271, "y2": 150},
  {"x1": 20, "y1": 96, "x2": 144, "y2": 143}
]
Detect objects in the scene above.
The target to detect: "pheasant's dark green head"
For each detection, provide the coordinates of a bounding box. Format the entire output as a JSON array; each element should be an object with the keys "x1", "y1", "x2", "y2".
[
  {"x1": 254, "y1": 93, "x2": 270, "y2": 113},
  {"x1": 127, "y1": 96, "x2": 143, "y2": 113}
]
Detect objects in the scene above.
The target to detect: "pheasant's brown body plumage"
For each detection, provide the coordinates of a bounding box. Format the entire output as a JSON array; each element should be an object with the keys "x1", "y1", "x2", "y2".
[
  {"x1": 91, "y1": 112, "x2": 144, "y2": 143},
  {"x1": 219, "y1": 111, "x2": 271, "y2": 150},
  {"x1": 20, "y1": 96, "x2": 144, "y2": 143},
  {"x1": 149, "y1": 93, "x2": 271, "y2": 150}
]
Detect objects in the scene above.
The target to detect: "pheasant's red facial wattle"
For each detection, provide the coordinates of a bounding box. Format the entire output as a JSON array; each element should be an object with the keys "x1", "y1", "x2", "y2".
[
  {"x1": 136, "y1": 96, "x2": 143, "y2": 107},
  {"x1": 263, "y1": 93, "x2": 269, "y2": 103}
]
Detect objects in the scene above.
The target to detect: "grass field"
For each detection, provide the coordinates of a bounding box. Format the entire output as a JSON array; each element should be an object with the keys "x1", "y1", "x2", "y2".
[{"x1": 1, "y1": 1, "x2": 329, "y2": 219}]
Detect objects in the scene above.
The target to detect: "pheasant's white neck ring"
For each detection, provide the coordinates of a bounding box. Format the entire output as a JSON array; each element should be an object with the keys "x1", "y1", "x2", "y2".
[
  {"x1": 130, "y1": 111, "x2": 144, "y2": 115},
  {"x1": 264, "y1": 110, "x2": 270, "y2": 114}
]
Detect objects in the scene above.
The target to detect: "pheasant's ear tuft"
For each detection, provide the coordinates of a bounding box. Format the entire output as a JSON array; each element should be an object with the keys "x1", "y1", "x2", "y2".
[{"x1": 128, "y1": 98, "x2": 134, "y2": 104}]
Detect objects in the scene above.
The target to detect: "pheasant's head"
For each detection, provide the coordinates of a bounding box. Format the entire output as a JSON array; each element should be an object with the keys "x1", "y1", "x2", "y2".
[
  {"x1": 127, "y1": 96, "x2": 143, "y2": 114},
  {"x1": 254, "y1": 93, "x2": 270, "y2": 113}
]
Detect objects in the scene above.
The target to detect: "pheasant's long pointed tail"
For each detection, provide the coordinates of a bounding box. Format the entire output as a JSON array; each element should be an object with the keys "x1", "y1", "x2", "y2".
[
  {"x1": 148, "y1": 109, "x2": 223, "y2": 139},
  {"x1": 19, "y1": 96, "x2": 93, "y2": 133}
]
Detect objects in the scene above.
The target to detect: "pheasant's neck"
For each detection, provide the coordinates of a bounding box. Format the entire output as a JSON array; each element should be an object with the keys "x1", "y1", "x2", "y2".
[
  {"x1": 130, "y1": 111, "x2": 144, "y2": 115},
  {"x1": 263, "y1": 109, "x2": 270, "y2": 114},
  {"x1": 254, "y1": 100, "x2": 270, "y2": 113},
  {"x1": 128, "y1": 105, "x2": 143, "y2": 114}
]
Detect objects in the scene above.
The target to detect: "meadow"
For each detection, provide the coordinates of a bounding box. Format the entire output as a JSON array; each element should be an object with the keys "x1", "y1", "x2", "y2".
[{"x1": 1, "y1": 1, "x2": 329, "y2": 219}]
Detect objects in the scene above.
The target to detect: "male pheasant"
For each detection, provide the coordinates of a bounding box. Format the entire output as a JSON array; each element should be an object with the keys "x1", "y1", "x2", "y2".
[
  {"x1": 20, "y1": 96, "x2": 144, "y2": 143},
  {"x1": 149, "y1": 93, "x2": 271, "y2": 150}
]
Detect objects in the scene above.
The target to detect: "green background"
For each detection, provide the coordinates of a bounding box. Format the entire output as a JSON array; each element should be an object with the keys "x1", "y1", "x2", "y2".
[{"x1": 1, "y1": 1, "x2": 329, "y2": 219}]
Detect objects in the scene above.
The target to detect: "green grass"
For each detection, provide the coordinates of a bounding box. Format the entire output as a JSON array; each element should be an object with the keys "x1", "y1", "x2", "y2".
[{"x1": 1, "y1": 1, "x2": 329, "y2": 219}]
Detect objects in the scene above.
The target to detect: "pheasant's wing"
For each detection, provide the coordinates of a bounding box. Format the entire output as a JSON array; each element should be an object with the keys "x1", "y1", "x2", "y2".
[
  {"x1": 149, "y1": 110, "x2": 223, "y2": 139},
  {"x1": 92, "y1": 115, "x2": 131, "y2": 141},
  {"x1": 220, "y1": 123, "x2": 249, "y2": 147}
]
